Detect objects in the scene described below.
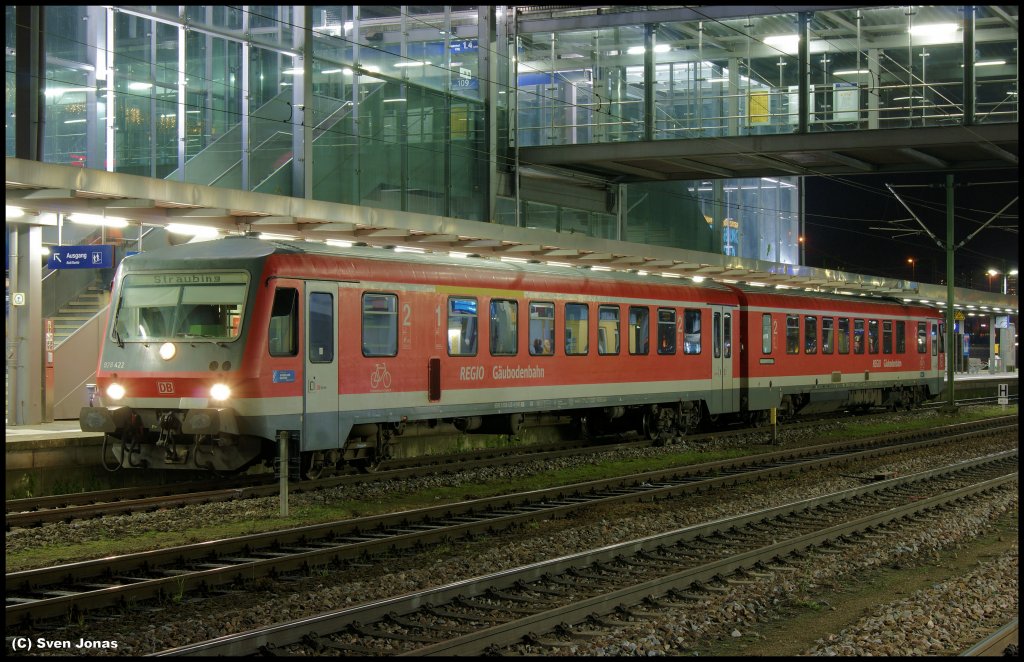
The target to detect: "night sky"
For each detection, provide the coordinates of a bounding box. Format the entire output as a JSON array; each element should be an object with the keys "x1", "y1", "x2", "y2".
[{"x1": 803, "y1": 168, "x2": 1018, "y2": 290}]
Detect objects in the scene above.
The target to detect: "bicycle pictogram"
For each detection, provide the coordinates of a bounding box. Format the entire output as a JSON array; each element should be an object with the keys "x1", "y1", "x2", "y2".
[{"x1": 370, "y1": 363, "x2": 392, "y2": 389}]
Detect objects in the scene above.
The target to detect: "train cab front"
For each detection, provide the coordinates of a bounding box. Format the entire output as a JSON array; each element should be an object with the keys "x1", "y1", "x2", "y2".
[{"x1": 80, "y1": 268, "x2": 265, "y2": 472}]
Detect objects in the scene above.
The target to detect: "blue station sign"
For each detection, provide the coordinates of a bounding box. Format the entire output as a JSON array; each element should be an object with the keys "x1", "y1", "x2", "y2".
[{"x1": 48, "y1": 244, "x2": 114, "y2": 269}]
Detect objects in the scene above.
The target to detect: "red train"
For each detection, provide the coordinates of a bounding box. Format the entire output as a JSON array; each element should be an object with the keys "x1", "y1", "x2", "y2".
[{"x1": 80, "y1": 236, "x2": 946, "y2": 477}]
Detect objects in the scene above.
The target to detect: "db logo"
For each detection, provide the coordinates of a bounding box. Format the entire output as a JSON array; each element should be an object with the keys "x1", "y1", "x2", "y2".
[{"x1": 157, "y1": 382, "x2": 175, "y2": 394}]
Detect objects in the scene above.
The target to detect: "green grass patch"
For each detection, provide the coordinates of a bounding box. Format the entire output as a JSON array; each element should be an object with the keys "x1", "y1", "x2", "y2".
[{"x1": 815, "y1": 405, "x2": 1016, "y2": 440}]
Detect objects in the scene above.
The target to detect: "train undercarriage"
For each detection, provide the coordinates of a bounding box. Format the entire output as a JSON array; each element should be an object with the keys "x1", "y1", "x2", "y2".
[{"x1": 86, "y1": 382, "x2": 934, "y2": 480}]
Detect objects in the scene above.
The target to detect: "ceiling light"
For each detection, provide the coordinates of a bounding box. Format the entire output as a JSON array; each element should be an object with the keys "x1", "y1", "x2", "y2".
[
  {"x1": 908, "y1": 23, "x2": 958, "y2": 38},
  {"x1": 166, "y1": 223, "x2": 219, "y2": 238},
  {"x1": 69, "y1": 213, "x2": 128, "y2": 228}
]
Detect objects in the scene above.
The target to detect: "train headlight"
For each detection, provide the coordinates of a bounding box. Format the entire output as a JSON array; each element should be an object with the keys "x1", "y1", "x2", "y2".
[
  {"x1": 159, "y1": 342, "x2": 176, "y2": 361},
  {"x1": 210, "y1": 383, "x2": 231, "y2": 401},
  {"x1": 106, "y1": 383, "x2": 126, "y2": 401}
]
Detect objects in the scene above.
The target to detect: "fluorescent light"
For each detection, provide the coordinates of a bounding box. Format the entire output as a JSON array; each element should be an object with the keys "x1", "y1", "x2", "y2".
[
  {"x1": 6, "y1": 206, "x2": 24, "y2": 218},
  {"x1": 69, "y1": 213, "x2": 128, "y2": 228},
  {"x1": 166, "y1": 223, "x2": 219, "y2": 238},
  {"x1": 127, "y1": 82, "x2": 153, "y2": 90},
  {"x1": 962, "y1": 60, "x2": 1006, "y2": 67},
  {"x1": 64, "y1": 119, "x2": 87, "y2": 124},
  {"x1": 321, "y1": 68, "x2": 343, "y2": 74},
  {"x1": 909, "y1": 23, "x2": 958, "y2": 38},
  {"x1": 893, "y1": 96, "x2": 924, "y2": 101},
  {"x1": 690, "y1": 275, "x2": 705, "y2": 283},
  {"x1": 764, "y1": 34, "x2": 800, "y2": 53},
  {"x1": 326, "y1": 239, "x2": 353, "y2": 248},
  {"x1": 628, "y1": 44, "x2": 670, "y2": 55},
  {"x1": 590, "y1": 265, "x2": 612, "y2": 271},
  {"x1": 661, "y1": 272, "x2": 682, "y2": 279},
  {"x1": 833, "y1": 69, "x2": 869, "y2": 76},
  {"x1": 394, "y1": 61, "x2": 430, "y2": 68},
  {"x1": 383, "y1": 98, "x2": 406, "y2": 103},
  {"x1": 449, "y1": 251, "x2": 470, "y2": 258},
  {"x1": 282, "y1": 68, "x2": 303, "y2": 75},
  {"x1": 258, "y1": 232, "x2": 297, "y2": 240},
  {"x1": 500, "y1": 256, "x2": 528, "y2": 264},
  {"x1": 393, "y1": 246, "x2": 425, "y2": 253}
]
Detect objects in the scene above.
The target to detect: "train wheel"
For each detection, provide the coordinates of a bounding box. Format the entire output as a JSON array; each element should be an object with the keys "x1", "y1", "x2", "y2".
[
  {"x1": 354, "y1": 456, "x2": 382, "y2": 473},
  {"x1": 301, "y1": 451, "x2": 326, "y2": 481},
  {"x1": 641, "y1": 406, "x2": 663, "y2": 442}
]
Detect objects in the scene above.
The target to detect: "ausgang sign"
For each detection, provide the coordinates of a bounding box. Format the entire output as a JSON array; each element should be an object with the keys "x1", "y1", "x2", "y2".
[{"x1": 47, "y1": 245, "x2": 113, "y2": 269}]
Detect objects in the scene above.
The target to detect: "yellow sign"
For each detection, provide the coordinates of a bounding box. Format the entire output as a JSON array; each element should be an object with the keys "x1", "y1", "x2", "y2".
[
  {"x1": 953, "y1": 310, "x2": 965, "y2": 321},
  {"x1": 749, "y1": 92, "x2": 770, "y2": 124}
]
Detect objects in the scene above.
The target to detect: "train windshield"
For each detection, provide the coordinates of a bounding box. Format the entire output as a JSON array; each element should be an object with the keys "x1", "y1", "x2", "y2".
[{"x1": 112, "y1": 272, "x2": 249, "y2": 342}]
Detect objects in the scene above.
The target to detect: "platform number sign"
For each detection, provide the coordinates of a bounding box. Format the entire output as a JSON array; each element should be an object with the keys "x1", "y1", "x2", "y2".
[{"x1": 997, "y1": 383, "x2": 1008, "y2": 406}]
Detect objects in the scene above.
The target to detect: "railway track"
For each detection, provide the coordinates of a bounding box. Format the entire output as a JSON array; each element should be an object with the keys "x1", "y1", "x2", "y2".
[
  {"x1": 5, "y1": 416, "x2": 1015, "y2": 627},
  {"x1": 6, "y1": 404, "x2": 1014, "y2": 530},
  {"x1": 960, "y1": 618, "x2": 1019, "y2": 657},
  {"x1": 153, "y1": 451, "x2": 1018, "y2": 656}
]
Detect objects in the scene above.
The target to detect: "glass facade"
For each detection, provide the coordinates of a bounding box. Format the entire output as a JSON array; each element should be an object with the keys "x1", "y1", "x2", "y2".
[{"x1": 6, "y1": 5, "x2": 1018, "y2": 267}]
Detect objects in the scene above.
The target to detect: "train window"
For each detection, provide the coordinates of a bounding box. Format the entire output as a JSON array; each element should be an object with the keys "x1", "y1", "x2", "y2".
[
  {"x1": 931, "y1": 323, "x2": 937, "y2": 356},
  {"x1": 896, "y1": 321, "x2": 906, "y2": 353},
  {"x1": 684, "y1": 309, "x2": 702, "y2": 355},
  {"x1": 882, "y1": 320, "x2": 893, "y2": 354},
  {"x1": 867, "y1": 320, "x2": 879, "y2": 354},
  {"x1": 489, "y1": 299, "x2": 517, "y2": 356},
  {"x1": 853, "y1": 319, "x2": 865, "y2": 354},
  {"x1": 598, "y1": 305, "x2": 620, "y2": 355},
  {"x1": 657, "y1": 308, "x2": 676, "y2": 355},
  {"x1": 308, "y1": 292, "x2": 334, "y2": 363},
  {"x1": 529, "y1": 302, "x2": 555, "y2": 356},
  {"x1": 628, "y1": 306, "x2": 650, "y2": 355},
  {"x1": 918, "y1": 322, "x2": 928, "y2": 353},
  {"x1": 564, "y1": 303, "x2": 589, "y2": 355},
  {"x1": 762, "y1": 314, "x2": 772, "y2": 354},
  {"x1": 786, "y1": 315, "x2": 800, "y2": 354},
  {"x1": 724, "y1": 312, "x2": 732, "y2": 359},
  {"x1": 115, "y1": 272, "x2": 248, "y2": 342},
  {"x1": 804, "y1": 316, "x2": 817, "y2": 354},
  {"x1": 268, "y1": 287, "x2": 298, "y2": 357},
  {"x1": 362, "y1": 293, "x2": 398, "y2": 357},
  {"x1": 939, "y1": 323, "x2": 945, "y2": 354},
  {"x1": 838, "y1": 318, "x2": 850, "y2": 354},
  {"x1": 821, "y1": 317, "x2": 834, "y2": 354},
  {"x1": 448, "y1": 297, "x2": 478, "y2": 356}
]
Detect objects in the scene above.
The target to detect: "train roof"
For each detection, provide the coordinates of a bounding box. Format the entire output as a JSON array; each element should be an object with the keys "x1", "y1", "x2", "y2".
[
  {"x1": 121, "y1": 237, "x2": 939, "y2": 315},
  {"x1": 121, "y1": 235, "x2": 738, "y2": 294}
]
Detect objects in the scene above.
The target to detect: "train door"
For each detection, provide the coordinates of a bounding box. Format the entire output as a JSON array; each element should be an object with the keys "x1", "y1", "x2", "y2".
[
  {"x1": 710, "y1": 305, "x2": 736, "y2": 414},
  {"x1": 930, "y1": 321, "x2": 939, "y2": 376},
  {"x1": 304, "y1": 281, "x2": 339, "y2": 450}
]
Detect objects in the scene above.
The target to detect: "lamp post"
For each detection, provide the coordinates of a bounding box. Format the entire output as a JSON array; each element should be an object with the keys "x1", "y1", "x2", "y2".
[
  {"x1": 907, "y1": 257, "x2": 916, "y2": 280},
  {"x1": 987, "y1": 268, "x2": 999, "y2": 291}
]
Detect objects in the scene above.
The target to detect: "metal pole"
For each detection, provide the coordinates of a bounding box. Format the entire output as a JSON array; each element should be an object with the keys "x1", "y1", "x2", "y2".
[{"x1": 943, "y1": 174, "x2": 957, "y2": 414}]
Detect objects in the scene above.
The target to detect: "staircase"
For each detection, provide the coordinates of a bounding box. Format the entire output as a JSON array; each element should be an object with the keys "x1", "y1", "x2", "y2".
[{"x1": 53, "y1": 282, "x2": 108, "y2": 346}]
